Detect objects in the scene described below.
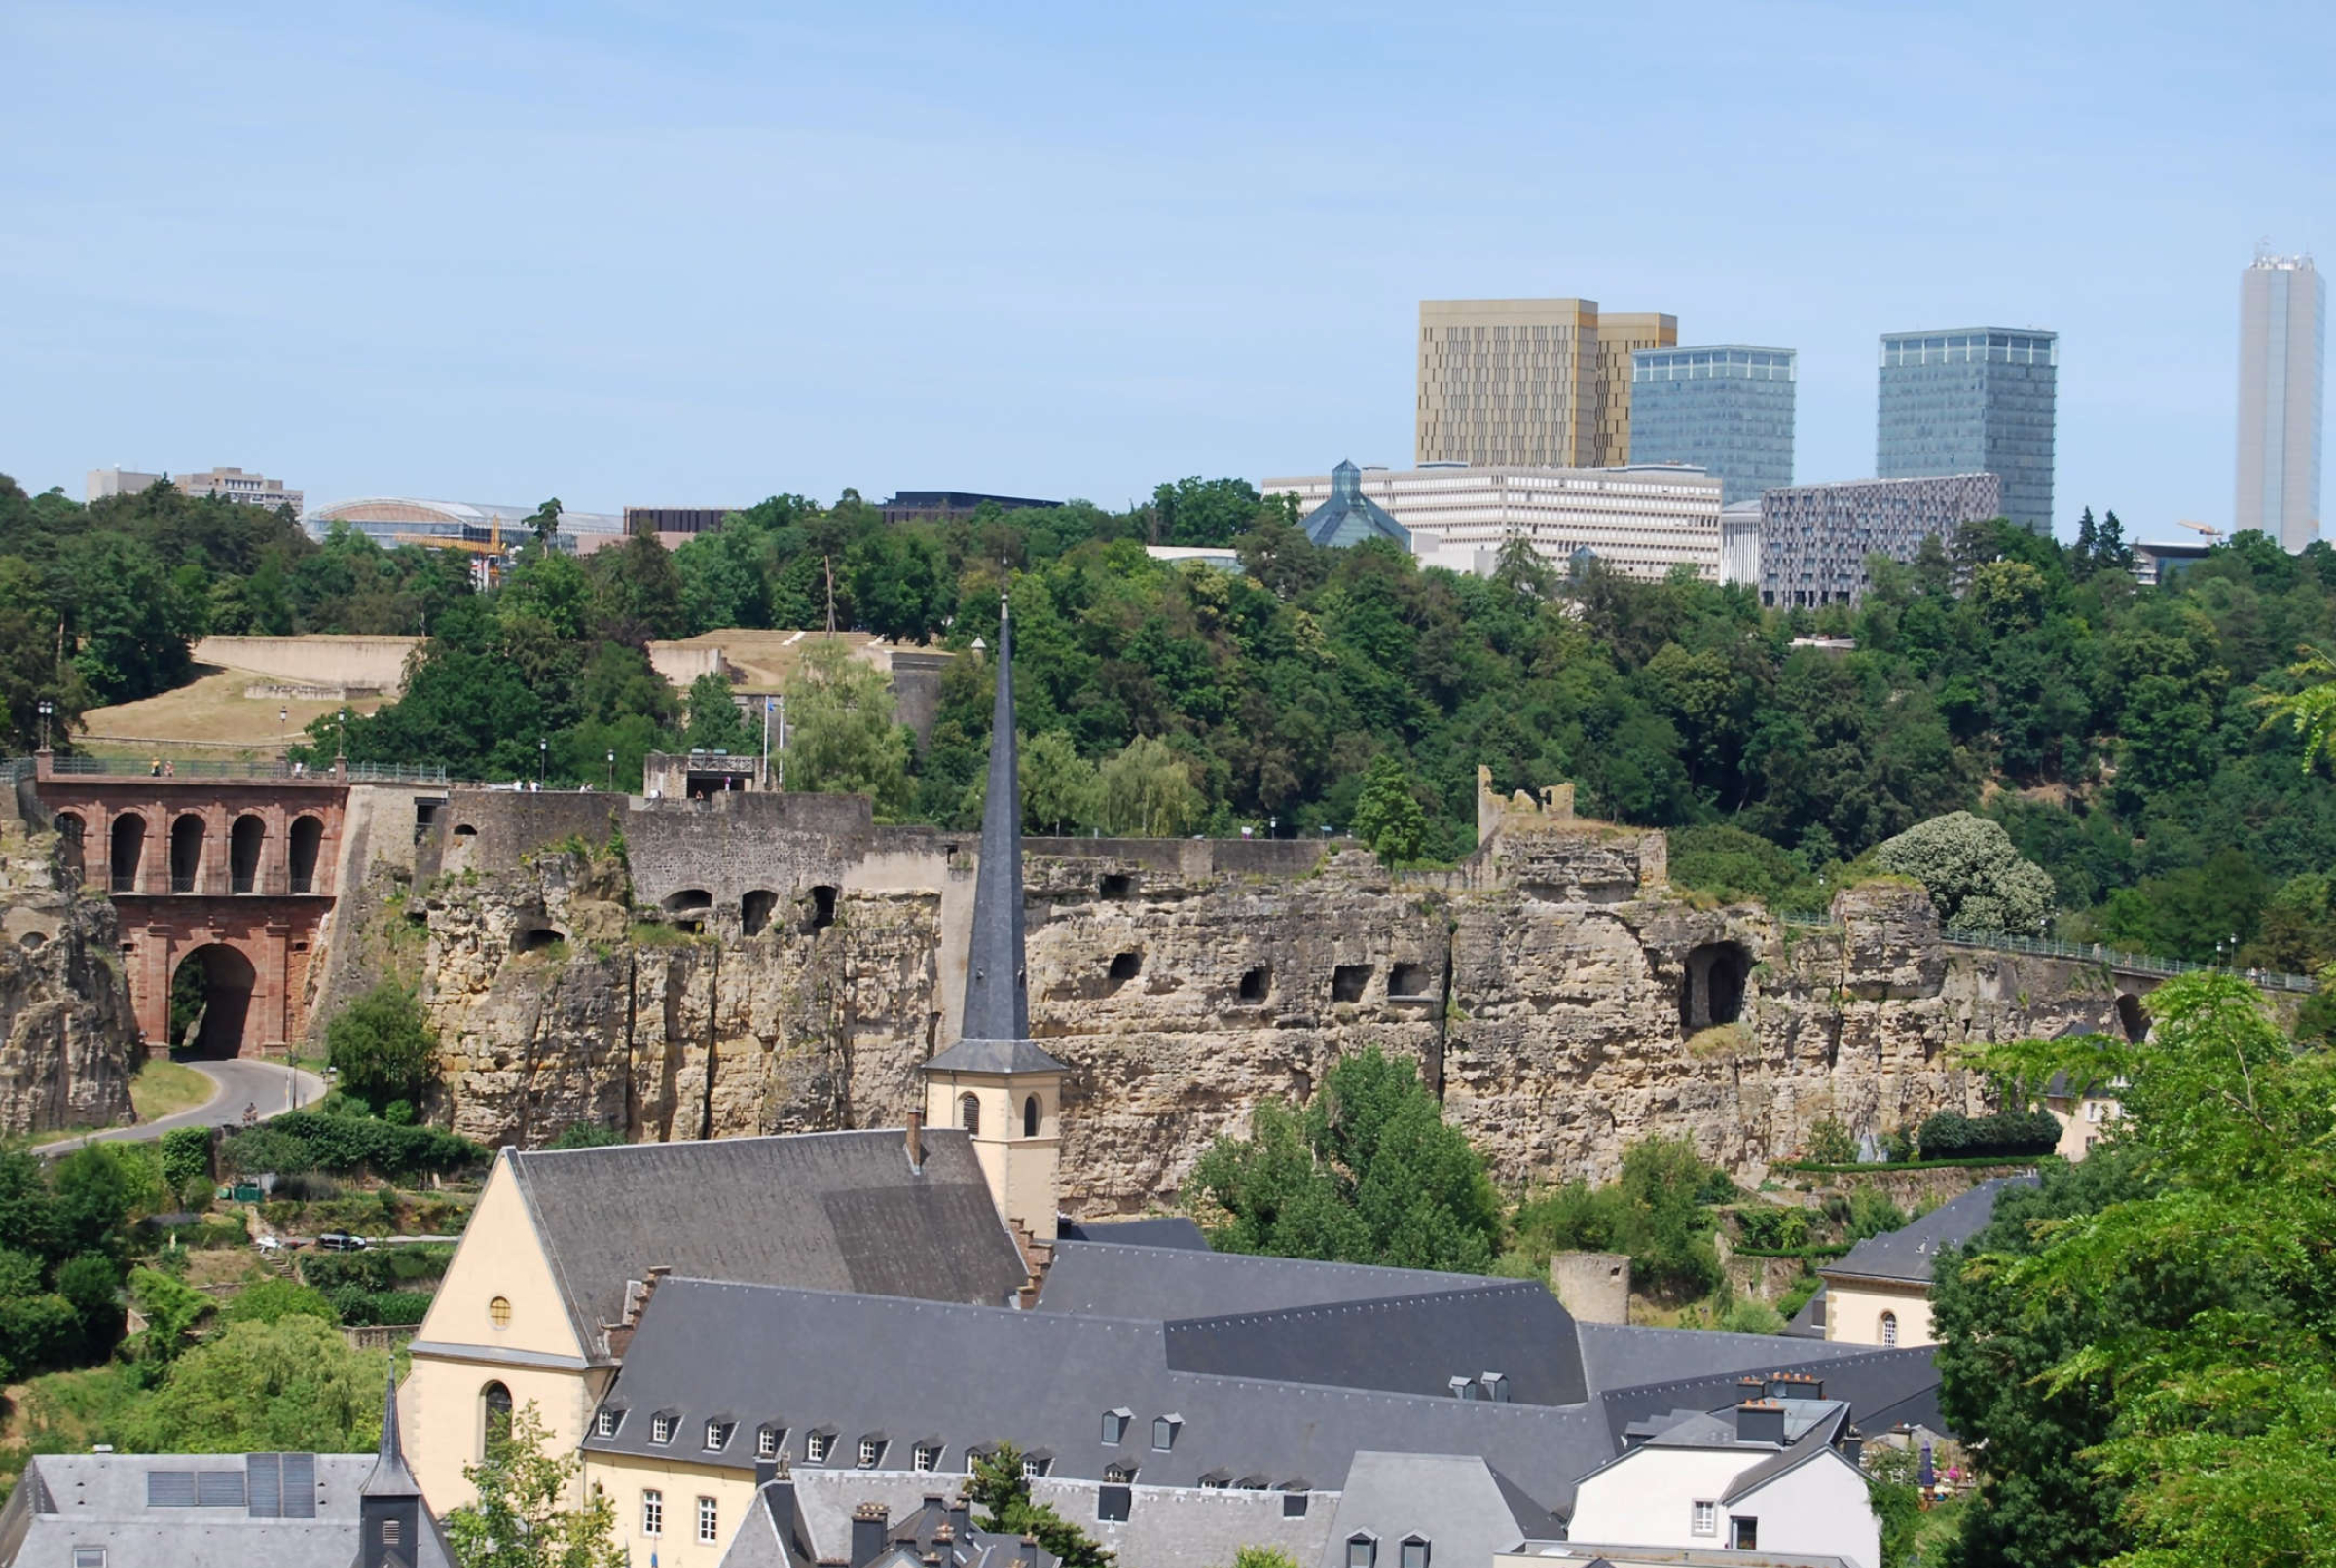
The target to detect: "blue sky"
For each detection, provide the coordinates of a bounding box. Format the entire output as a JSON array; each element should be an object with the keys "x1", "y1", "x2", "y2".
[{"x1": 3, "y1": 1, "x2": 2329, "y2": 539}]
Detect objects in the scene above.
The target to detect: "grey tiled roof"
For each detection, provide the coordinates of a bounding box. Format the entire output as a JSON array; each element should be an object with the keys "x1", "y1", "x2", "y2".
[
  {"x1": 961, "y1": 598, "x2": 1030, "y2": 1045},
  {"x1": 924, "y1": 1038, "x2": 1069, "y2": 1075},
  {"x1": 1057, "y1": 1216, "x2": 1210, "y2": 1250},
  {"x1": 1573, "y1": 1323, "x2": 1888, "y2": 1398},
  {"x1": 1822, "y1": 1178, "x2": 2038, "y2": 1286},
  {"x1": 1591, "y1": 1346, "x2": 1944, "y2": 1452},
  {"x1": 1316, "y1": 1452, "x2": 1557, "y2": 1568},
  {"x1": 582, "y1": 1277, "x2": 1621, "y2": 1511},
  {"x1": 504, "y1": 1128, "x2": 1031, "y2": 1356},
  {"x1": 1036, "y1": 1240, "x2": 1510, "y2": 1320}
]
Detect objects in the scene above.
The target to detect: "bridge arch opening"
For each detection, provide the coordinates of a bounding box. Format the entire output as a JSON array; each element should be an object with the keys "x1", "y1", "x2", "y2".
[
  {"x1": 110, "y1": 814, "x2": 146, "y2": 893},
  {"x1": 289, "y1": 815, "x2": 324, "y2": 893},
  {"x1": 170, "y1": 943, "x2": 256, "y2": 1058},
  {"x1": 1681, "y1": 941, "x2": 1751, "y2": 1031},
  {"x1": 169, "y1": 814, "x2": 207, "y2": 893},
  {"x1": 53, "y1": 812, "x2": 86, "y2": 884},
  {"x1": 231, "y1": 815, "x2": 266, "y2": 893}
]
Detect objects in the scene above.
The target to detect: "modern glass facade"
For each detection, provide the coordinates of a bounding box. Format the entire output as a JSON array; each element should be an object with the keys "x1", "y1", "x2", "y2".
[
  {"x1": 1628, "y1": 346, "x2": 1796, "y2": 505},
  {"x1": 1877, "y1": 328, "x2": 2056, "y2": 532}
]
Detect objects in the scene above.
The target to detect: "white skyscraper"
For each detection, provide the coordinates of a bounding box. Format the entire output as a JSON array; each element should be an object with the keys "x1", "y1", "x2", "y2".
[{"x1": 2236, "y1": 250, "x2": 2325, "y2": 551}]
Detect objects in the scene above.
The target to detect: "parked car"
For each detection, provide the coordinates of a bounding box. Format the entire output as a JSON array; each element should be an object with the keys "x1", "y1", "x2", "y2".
[
  {"x1": 316, "y1": 1231, "x2": 370, "y2": 1252},
  {"x1": 254, "y1": 1236, "x2": 284, "y2": 1257}
]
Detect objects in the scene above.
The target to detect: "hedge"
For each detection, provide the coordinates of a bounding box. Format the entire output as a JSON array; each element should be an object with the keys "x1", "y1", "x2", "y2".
[
  {"x1": 301, "y1": 1245, "x2": 453, "y2": 1293},
  {"x1": 1775, "y1": 1155, "x2": 2058, "y2": 1174},
  {"x1": 219, "y1": 1113, "x2": 488, "y2": 1180},
  {"x1": 1916, "y1": 1110, "x2": 2062, "y2": 1160},
  {"x1": 323, "y1": 1287, "x2": 433, "y2": 1327}
]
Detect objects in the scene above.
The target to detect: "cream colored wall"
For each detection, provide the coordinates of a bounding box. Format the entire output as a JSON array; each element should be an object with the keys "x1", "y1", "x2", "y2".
[
  {"x1": 924, "y1": 1070, "x2": 1060, "y2": 1240},
  {"x1": 586, "y1": 1449, "x2": 760, "y2": 1568},
  {"x1": 1824, "y1": 1280, "x2": 1934, "y2": 1348},
  {"x1": 407, "y1": 1155, "x2": 596, "y2": 1513},
  {"x1": 2047, "y1": 1095, "x2": 2121, "y2": 1161}
]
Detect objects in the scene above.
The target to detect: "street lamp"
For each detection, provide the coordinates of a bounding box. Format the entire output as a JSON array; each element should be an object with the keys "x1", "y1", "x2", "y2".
[
  {"x1": 36, "y1": 699, "x2": 53, "y2": 750},
  {"x1": 605, "y1": 749, "x2": 616, "y2": 790},
  {"x1": 538, "y1": 738, "x2": 548, "y2": 785},
  {"x1": 1268, "y1": 816, "x2": 1276, "y2": 839}
]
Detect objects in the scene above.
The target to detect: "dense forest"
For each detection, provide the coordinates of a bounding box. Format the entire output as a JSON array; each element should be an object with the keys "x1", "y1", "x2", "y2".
[{"x1": 11, "y1": 469, "x2": 2336, "y2": 982}]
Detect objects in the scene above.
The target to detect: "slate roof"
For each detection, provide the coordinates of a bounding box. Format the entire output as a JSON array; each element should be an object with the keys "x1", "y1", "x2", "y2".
[
  {"x1": 1315, "y1": 1452, "x2": 1558, "y2": 1568},
  {"x1": 1161, "y1": 1281, "x2": 1588, "y2": 1406},
  {"x1": 924, "y1": 1038, "x2": 1069, "y2": 1076},
  {"x1": 1782, "y1": 1287, "x2": 1827, "y2": 1338},
  {"x1": 0, "y1": 1452, "x2": 424, "y2": 1568},
  {"x1": 959, "y1": 596, "x2": 1032, "y2": 1046},
  {"x1": 1573, "y1": 1324, "x2": 1886, "y2": 1400},
  {"x1": 1821, "y1": 1178, "x2": 2038, "y2": 1287},
  {"x1": 1591, "y1": 1346, "x2": 1945, "y2": 1452},
  {"x1": 1036, "y1": 1240, "x2": 1509, "y2": 1320},
  {"x1": 1056, "y1": 1216, "x2": 1211, "y2": 1250},
  {"x1": 582, "y1": 1277, "x2": 1622, "y2": 1511},
  {"x1": 503, "y1": 1129, "x2": 1030, "y2": 1359}
]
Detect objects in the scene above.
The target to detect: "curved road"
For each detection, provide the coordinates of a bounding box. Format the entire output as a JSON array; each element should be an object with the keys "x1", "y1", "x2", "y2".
[{"x1": 40, "y1": 1058, "x2": 329, "y2": 1158}]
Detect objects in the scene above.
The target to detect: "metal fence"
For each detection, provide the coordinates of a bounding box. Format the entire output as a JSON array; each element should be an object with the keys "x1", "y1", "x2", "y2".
[
  {"x1": 18, "y1": 756, "x2": 450, "y2": 785},
  {"x1": 1776, "y1": 906, "x2": 2315, "y2": 993}
]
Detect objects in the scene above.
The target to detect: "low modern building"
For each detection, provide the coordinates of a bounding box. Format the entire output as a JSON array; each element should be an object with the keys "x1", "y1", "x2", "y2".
[
  {"x1": 308, "y1": 497, "x2": 623, "y2": 556},
  {"x1": 88, "y1": 465, "x2": 303, "y2": 514},
  {"x1": 1629, "y1": 346, "x2": 1796, "y2": 505},
  {"x1": 2133, "y1": 538, "x2": 2214, "y2": 587},
  {"x1": 1811, "y1": 1178, "x2": 2038, "y2": 1349},
  {"x1": 883, "y1": 492, "x2": 1062, "y2": 526},
  {"x1": 1259, "y1": 465, "x2": 1724, "y2": 582},
  {"x1": 1753, "y1": 474, "x2": 2001, "y2": 607},
  {"x1": 86, "y1": 466, "x2": 164, "y2": 502},
  {"x1": 626, "y1": 505, "x2": 739, "y2": 546}
]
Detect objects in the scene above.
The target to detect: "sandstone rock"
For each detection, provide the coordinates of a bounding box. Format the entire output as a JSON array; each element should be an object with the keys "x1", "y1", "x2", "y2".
[{"x1": 0, "y1": 820, "x2": 138, "y2": 1136}]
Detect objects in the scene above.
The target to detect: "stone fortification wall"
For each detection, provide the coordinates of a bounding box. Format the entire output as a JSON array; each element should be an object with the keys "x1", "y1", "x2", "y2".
[
  {"x1": 191, "y1": 635, "x2": 421, "y2": 692},
  {"x1": 377, "y1": 795, "x2": 2130, "y2": 1214},
  {"x1": 0, "y1": 820, "x2": 138, "y2": 1136}
]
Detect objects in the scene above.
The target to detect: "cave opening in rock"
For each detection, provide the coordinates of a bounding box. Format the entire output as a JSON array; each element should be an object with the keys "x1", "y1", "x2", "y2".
[
  {"x1": 1681, "y1": 942, "x2": 1752, "y2": 1031},
  {"x1": 1238, "y1": 966, "x2": 1270, "y2": 1003},
  {"x1": 1099, "y1": 873, "x2": 1133, "y2": 899},
  {"x1": 741, "y1": 890, "x2": 778, "y2": 936},
  {"x1": 2115, "y1": 993, "x2": 2148, "y2": 1042},
  {"x1": 1103, "y1": 951, "x2": 1142, "y2": 994},
  {"x1": 1331, "y1": 964, "x2": 1371, "y2": 1003},
  {"x1": 806, "y1": 885, "x2": 838, "y2": 932},
  {"x1": 1390, "y1": 961, "x2": 1435, "y2": 999}
]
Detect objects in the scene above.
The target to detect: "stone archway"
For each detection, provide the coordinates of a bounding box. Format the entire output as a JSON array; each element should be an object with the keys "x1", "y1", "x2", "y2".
[
  {"x1": 1681, "y1": 941, "x2": 1752, "y2": 1032},
  {"x1": 170, "y1": 943, "x2": 257, "y2": 1059}
]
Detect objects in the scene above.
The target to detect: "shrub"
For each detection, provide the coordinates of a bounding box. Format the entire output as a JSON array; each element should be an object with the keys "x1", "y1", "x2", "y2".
[
  {"x1": 547, "y1": 1122, "x2": 624, "y2": 1150},
  {"x1": 326, "y1": 982, "x2": 437, "y2": 1115},
  {"x1": 1734, "y1": 1204, "x2": 1810, "y2": 1251},
  {"x1": 1874, "y1": 811, "x2": 2056, "y2": 934},
  {"x1": 1917, "y1": 1109, "x2": 2062, "y2": 1160},
  {"x1": 159, "y1": 1128, "x2": 212, "y2": 1197},
  {"x1": 323, "y1": 1287, "x2": 433, "y2": 1327},
  {"x1": 1805, "y1": 1116, "x2": 1858, "y2": 1166},
  {"x1": 221, "y1": 1279, "x2": 339, "y2": 1327},
  {"x1": 220, "y1": 1112, "x2": 486, "y2": 1181}
]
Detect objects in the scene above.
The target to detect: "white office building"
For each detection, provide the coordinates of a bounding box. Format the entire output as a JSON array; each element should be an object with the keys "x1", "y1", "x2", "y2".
[
  {"x1": 2236, "y1": 250, "x2": 2325, "y2": 550},
  {"x1": 1259, "y1": 464, "x2": 1724, "y2": 581}
]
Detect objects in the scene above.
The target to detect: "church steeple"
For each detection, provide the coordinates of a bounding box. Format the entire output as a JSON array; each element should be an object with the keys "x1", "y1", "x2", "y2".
[
  {"x1": 923, "y1": 591, "x2": 1066, "y2": 1249},
  {"x1": 961, "y1": 589, "x2": 1030, "y2": 1044},
  {"x1": 357, "y1": 1367, "x2": 453, "y2": 1568}
]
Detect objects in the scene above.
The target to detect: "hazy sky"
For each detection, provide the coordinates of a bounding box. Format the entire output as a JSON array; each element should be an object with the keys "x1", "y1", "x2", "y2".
[{"x1": 4, "y1": 1, "x2": 2330, "y2": 539}]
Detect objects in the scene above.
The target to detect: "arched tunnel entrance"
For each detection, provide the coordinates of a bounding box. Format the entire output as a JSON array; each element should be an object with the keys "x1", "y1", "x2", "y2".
[
  {"x1": 170, "y1": 944, "x2": 257, "y2": 1058},
  {"x1": 1681, "y1": 941, "x2": 1752, "y2": 1032}
]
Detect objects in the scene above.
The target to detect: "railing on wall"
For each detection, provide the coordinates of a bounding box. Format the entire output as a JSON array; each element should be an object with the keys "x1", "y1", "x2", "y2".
[
  {"x1": 18, "y1": 755, "x2": 449, "y2": 785},
  {"x1": 1775, "y1": 907, "x2": 2315, "y2": 993}
]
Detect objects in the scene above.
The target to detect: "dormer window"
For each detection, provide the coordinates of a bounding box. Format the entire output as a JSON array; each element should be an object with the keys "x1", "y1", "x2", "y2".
[
  {"x1": 704, "y1": 1420, "x2": 733, "y2": 1452},
  {"x1": 1150, "y1": 1416, "x2": 1180, "y2": 1452},
  {"x1": 1104, "y1": 1464, "x2": 1137, "y2": 1484},
  {"x1": 1347, "y1": 1534, "x2": 1377, "y2": 1568},
  {"x1": 1401, "y1": 1538, "x2": 1430, "y2": 1568},
  {"x1": 913, "y1": 1442, "x2": 940, "y2": 1472},
  {"x1": 1101, "y1": 1409, "x2": 1131, "y2": 1445},
  {"x1": 757, "y1": 1426, "x2": 783, "y2": 1461},
  {"x1": 651, "y1": 1414, "x2": 675, "y2": 1445},
  {"x1": 806, "y1": 1431, "x2": 832, "y2": 1463},
  {"x1": 595, "y1": 1408, "x2": 621, "y2": 1439},
  {"x1": 1022, "y1": 1455, "x2": 1050, "y2": 1479},
  {"x1": 858, "y1": 1437, "x2": 884, "y2": 1468}
]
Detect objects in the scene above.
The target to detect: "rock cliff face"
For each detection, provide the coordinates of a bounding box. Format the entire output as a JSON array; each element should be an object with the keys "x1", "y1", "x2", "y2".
[
  {"x1": 387, "y1": 805, "x2": 2132, "y2": 1215},
  {"x1": 0, "y1": 817, "x2": 139, "y2": 1136}
]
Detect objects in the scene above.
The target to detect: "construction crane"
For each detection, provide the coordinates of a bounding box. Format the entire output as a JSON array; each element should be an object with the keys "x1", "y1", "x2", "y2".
[
  {"x1": 2172, "y1": 519, "x2": 2224, "y2": 541},
  {"x1": 391, "y1": 515, "x2": 512, "y2": 587}
]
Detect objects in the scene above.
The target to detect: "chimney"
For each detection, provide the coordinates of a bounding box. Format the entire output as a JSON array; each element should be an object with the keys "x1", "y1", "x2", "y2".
[
  {"x1": 932, "y1": 1522, "x2": 957, "y2": 1566},
  {"x1": 1769, "y1": 1371, "x2": 1822, "y2": 1401},
  {"x1": 1842, "y1": 1433, "x2": 1864, "y2": 1465},
  {"x1": 853, "y1": 1503, "x2": 890, "y2": 1568},
  {"x1": 949, "y1": 1495, "x2": 971, "y2": 1543},
  {"x1": 1736, "y1": 1400, "x2": 1787, "y2": 1445},
  {"x1": 755, "y1": 1459, "x2": 778, "y2": 1489},
  {"x1": 1018, "y1": 1536, "x2": 1040, "y2": 1568},
  {"x1": 767, "y1": 1477, "x2": 801, "y2": 1557},
  {"x1": 906, "y1": 1112, "x2": 924, "y2": 1171}
]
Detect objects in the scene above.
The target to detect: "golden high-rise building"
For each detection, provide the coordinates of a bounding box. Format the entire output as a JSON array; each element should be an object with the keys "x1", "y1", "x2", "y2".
[{"x1": 1416, "y1": 299, "x2": 1678, "y2": 468}]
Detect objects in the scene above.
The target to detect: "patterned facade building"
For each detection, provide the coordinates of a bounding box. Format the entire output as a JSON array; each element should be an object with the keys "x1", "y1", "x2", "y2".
[
  {"x1": 1629, "y1": 346, "x2": 1797, "y2": 504},
  {"x1": 1756, "y1": 472, "x2": 2001, "y2": 607},
  {"x1": 1416, "y1": 299, "x2": 1676, "y2": 469},
  {"x1": 1876, "y1": 327, "x2": 2056, "y2": 533}
]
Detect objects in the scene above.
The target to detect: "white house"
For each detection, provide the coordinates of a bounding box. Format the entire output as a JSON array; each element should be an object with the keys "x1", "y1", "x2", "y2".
[{"x1": 1563, "y1": 1394, "x2": 1880, "y2": 1568}]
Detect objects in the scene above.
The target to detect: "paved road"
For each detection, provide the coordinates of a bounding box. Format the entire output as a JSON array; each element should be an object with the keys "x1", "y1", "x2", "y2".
[{"x1": 40, "y1": 1058, "x2": 329, "y2": 1158}]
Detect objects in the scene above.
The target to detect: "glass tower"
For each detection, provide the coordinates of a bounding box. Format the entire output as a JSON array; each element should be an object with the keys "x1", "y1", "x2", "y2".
[
  {"x1": 1628, "y1": 346, "x2": 1797, "y2": 504},
  {"x1": 1877, "y1": 328, "x2": 2057, "y2": 532},
  {"x1": 2236, "y1": 252, "x2": 2324, "y2": 551}
]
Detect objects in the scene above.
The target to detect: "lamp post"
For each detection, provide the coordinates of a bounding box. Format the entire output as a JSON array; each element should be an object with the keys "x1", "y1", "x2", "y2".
[
  {"x1": 1268, "y1": 816, "x2": 1276, "y2": 840},
  {"x1": 605, "y1": 749, "x2": 616, "y2": 790},
  {"x1": 336, "y1": 708, "x2": 347, "y2": 761},
  {"x1": 36, "y1": 699, "x2": 53, "y2": 751},
  {"x1": 538, "y1": 738, "x2": 547, "y2": 786}
]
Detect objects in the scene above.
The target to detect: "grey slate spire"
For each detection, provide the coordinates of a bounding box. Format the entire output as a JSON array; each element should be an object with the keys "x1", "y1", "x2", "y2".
[
  {"x1": 359, "y1": 1367, "x2": 418, "y2": 1498},
  {"x1": 961, "y1": 592, "x2": 1030, "y2": 1043}
]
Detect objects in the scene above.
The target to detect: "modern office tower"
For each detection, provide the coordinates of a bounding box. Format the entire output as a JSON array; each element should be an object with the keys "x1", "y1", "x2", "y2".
[
  {"x1": 1417, "y1": 299, "x2": 1677, "y2": 468},
  {"x1": 2236, "y1": 251, "x2": 2325, "y2": 550},
  {"x1": 1261, "y1": 462, "x2": 1723, "y2": 581},
  {"x1": 1755, "y1": 473, "x2": 2001, "y2": 607},
  {"x1": 1629, "y1": 346, "x2": 1798, "y2": 504},
  {"x1": 1876, "y1": 327, "x2": 2056, "y2": 532}
]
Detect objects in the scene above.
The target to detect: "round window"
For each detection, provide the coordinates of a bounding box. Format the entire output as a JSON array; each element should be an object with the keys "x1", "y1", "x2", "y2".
[{"x1": 489, "y1": 1295, "x2": 512, "y2": 1329}]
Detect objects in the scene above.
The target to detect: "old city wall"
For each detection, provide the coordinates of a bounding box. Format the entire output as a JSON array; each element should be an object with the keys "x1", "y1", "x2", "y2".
[{"x1": 365, "y1": 787, "x2": 2133, "y2": 1213}]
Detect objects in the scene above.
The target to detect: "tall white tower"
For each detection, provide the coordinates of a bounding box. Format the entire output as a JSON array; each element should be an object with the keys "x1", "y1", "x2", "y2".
[{"x1": 2237, "y1": 248, "x2": 2326, "y2": 551}]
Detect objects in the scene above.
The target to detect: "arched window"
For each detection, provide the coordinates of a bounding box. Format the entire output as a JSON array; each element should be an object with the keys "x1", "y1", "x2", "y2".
[
  {"x1": 53, "y1": 813, "x2": 86, "y2": 885},
  {"x1": 1023, "y1": 1095, "x2": 1040, "y2": 1138},
  {"x1": 482, "y1": 1381, "x2": 514, "y2": 1455},
  {"x1": 1880, "y1": 1311, "x2": 1898, "y2": 1347},
  {"x1": 959, "y1": 1093, "x2": 980, "y2": 1135},
  {"x1": 288, "y1": 815, "x2": 324, "y2": 893},
  {"x1": 110, "y1": 813, "x2": 146, "y2": 893},
  {"x1": 230, "y1": 814, "x2": 266, "y2": 894}
]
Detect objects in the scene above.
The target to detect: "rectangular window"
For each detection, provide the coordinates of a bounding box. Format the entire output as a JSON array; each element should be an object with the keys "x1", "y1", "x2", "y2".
[
  {"x1": 758, "y1": 1426, "x2": 781, "y2": 1460},
  {"x1": 642, "y1": 1490, "x2": 663, "y2": 1537},
  {"x1": 651, "y1": 1415, "x2": 674, "y2": 1445},
  {"x1": 74, "y1": 1551, "x2": 107, "y2": 1568},
  {"x1": 914, "y1": 1443, "x2": 939, "y2": 1472},
  {"x1": 807, "y1": 1432, "x2": 831, "y2": 1463},
  {"x1": 1692, "y1": 1501, "x2": 1717, "y2": 1536},
  {"x1": 1402, "y1": 1541, "x2": 1429, "y2": 1568},
  {"x1": 1022, "y1": 1456, "x2": 1049, "y2": 1479},
  {"x1": 1348, "y1": 1538, "x2": 1376, "y2": 1568},
  {"x1": 698, "y1": 1496, "x2": 719, "y2": 1545},
  {"x1": 858, "y1": 1438, "x2": 882, "y2": 1468},
  {"x1": 1731, "y1": 1517, "x2": 1759, "y2": 1550},
  {"x1": 705, "y1": 1420, "x2": 730, "y2": 1451},
  {"x1": 595, "y1": 1409, "x2": 617, "y2": 1439},
  {"x1": 1151, "y1": 1417, "x2": 1176, "y2": 1451},
  {"x1": 1101, "y1": 1412, "x2": 1127, "y2": 1444}
]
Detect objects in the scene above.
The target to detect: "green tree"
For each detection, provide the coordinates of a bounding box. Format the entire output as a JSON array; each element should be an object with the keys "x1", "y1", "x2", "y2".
[
  {"x1": 1021, "y1": 729, "x2": 1099, "y2": 835},
  {"x1": 446, "y1": 1400, "x2": 627, "y2": 1568},
  {"x1": 1873, "y1": 812, "x2": 2057, "y2": 934},
  {"x1": 220, "y1": 1278, "x2": 340, "y2": 1326},
  {"x1": 968, "y1": 1441, "x2": 1113, "y2": 1568},
  {"x1": 780, "y1": 637, "x2": 913, "y2": 816},
  {"x1": 1230, "y1": 1551, "x2": 1301, "y2": 1568},
  {"x1": 681, "y1": 672, "x2": 755, "y2": 753},
  {"x1": 130, "y1": 1314, "x2": 387, "y2": 1451},
  {"x1": 525, "y1": 497, "x2": 563, "y2": 547},
  {"x1": 1350, "y1": 753, "x2": 1429, "y2": 866},
  {"x1": 327, "y1": 983, "x2": 438, "y2": 1114},
  {"x1": 1190, "y1": 1047, "x2": 1502, "y2": 1272},
  {"x1": 1098, "y1": 736, "x2": 1204, "y2": 837},
  {"x1": 126, "y1": 1266, "x2": 212, "y2": 1363}
]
